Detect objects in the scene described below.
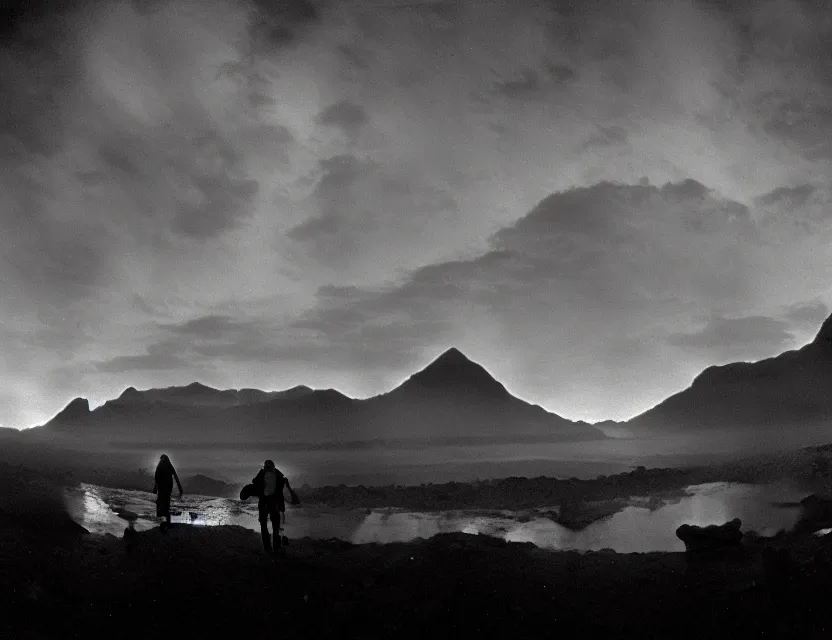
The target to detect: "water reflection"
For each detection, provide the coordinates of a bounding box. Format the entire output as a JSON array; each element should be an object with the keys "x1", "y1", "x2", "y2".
[{"x1": 65, "y1": 481, "x2": 804, "y2": 552}]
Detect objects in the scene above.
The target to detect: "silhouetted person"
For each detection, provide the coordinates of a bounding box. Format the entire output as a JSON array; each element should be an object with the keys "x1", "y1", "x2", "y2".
[
  {"x1": 251, "y1": 460, "x2": 296, "y2": 554},
  {"x1": 152, "y1": 454, "x2": 183, "y2": 529}
]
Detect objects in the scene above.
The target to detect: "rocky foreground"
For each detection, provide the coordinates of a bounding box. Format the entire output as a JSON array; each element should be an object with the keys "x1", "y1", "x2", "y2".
[
  {"x1": 5, "y1": 456, "x2": 832, "y2": 638},
  {"x1": 4, "y1": 513, "x2": 832, "y2": 639}
]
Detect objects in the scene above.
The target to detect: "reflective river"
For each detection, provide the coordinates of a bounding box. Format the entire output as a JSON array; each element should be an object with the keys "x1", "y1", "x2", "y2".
[{"x1": 64, "y1": 480, "x2": 807, "y2": 553}]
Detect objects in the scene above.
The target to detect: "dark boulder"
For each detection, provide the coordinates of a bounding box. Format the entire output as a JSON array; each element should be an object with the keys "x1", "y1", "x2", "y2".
[
  {"x1": 676, "y1": 518, "x2": 743, "y2": 552},
  {"x1": 428, "y1": 532, "x2": 509, "y2": 550},
  {"x1": 114, "y1": 508, "x2": 138, "y2": 521},
  {"x1": 793, "y1": 494, "x2": 832, "y2": 533}
]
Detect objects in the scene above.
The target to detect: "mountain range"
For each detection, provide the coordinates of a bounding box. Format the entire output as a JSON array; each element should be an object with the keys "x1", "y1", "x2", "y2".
[
  {"x1": 35, "y1": 312, "x2": 832, "y2": 445},
  {"x1": 624, "y1": 313, "x2": 832, "y2": 432},
  {"x1": 37, "y1": 347, "x2": 606, "y2": 445}
]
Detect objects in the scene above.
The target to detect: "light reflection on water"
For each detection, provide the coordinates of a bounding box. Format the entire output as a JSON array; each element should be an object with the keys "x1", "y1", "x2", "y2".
[{"x1": 64, "y1": 481, "x2": 805, "y2": 553}]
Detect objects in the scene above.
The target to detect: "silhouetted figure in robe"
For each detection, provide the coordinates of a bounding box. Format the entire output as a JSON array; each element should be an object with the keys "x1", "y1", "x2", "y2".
[
  {"x1": 251, "y1": 459, "x2": 297, "y2": 553},
  {"x1": 152, "y1": 454, "x2": 183, "y2": 529}
]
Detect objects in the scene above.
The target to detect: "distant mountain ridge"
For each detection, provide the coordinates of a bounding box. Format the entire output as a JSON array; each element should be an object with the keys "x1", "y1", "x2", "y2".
[
  {"x1": 44, "y1": 310, "x2": 832, "y2": 445},
  {"x1": 39, "y1": 348, "x2": 606, "y2": 444},
  {"x1": 626, "y1": 312, "x2": 832, "y2": 431},
  {"x1": 109, "y1": 383, "x2": 317, "y2": 409}
]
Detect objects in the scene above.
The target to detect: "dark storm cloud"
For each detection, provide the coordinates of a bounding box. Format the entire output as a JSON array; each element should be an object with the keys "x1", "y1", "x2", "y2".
[
  {"x1": 283, "y1": 178, "x2": 760, "y2": 359},
  {"x1": 123, "y1": 130, "x2": 260, "y2": 240},
  {"x1": 253, "y1": 0, "x2": 318, "y2": 25},
  {"x1": 172, "y1": 171, "x2": 259, "y2": 237},
  {"x1": 286, "y1": 154, "x2": 376, "y2": 255},
  {"x1": 191, "y1": 323, "x2": 450, "y2": 370},
  {"x1": 491, "y1": 179, "x2": 752, "y2": 284},
  {"x1": 287, "y1": 214, "x2": 348, "y2": 243},
  {"x1": 755, "y1": 182, "x2": 832, "y2": 235},
  {"x1": 782, "y1": 300, "x2": 829, "y2": 325},
  {"x1": 0, "y1": 13, "x2": 78, "y2": 156},
  {"x1": 489, "y1": 62, "x2": 575, "y2": 105},
  {"x1": 98, "y1": 314, "x2": 272, "y2": 371},
  {"x1": 0, "y1": 0, "x2": 77, "y2": 38},
  {"x1": 667, "y1": 316, "x2": 793, "y2": 351},
  {"x1": 327, "y1": 178, "x2": 757, "y2": 317},
  {"x1": 736, "y1": 1, "x2": 832, "y2": 161},
  {"x1": 755, "y1": 183, "x2": 817, "y2": 208},
  {"x1": 248, "y1": 0, "x2": 320, "y2": 52},
  {"x1": 315, "y1": 100, "x2": 369, "y2": 136},
  {"x1": 310, "y1": 154, "x2": 372, "y2": 199},
  {"x1": 159, "y1": 314, "x2": 259, "y2": 338},
  {"x1": 133, "y1": 302, "x2": 452, "y2": 373},
  {"x1": 94, "y1": 342, "x2": 191, "y2": 373}
]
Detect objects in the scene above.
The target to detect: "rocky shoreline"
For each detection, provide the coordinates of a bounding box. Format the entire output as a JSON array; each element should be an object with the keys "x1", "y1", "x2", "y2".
[
  {"x1": 3, "y1": 460, "x2": 832, "y2": 638},
  {"x1": 5, "y1": 517, "x2": 832, "y2": 639}
]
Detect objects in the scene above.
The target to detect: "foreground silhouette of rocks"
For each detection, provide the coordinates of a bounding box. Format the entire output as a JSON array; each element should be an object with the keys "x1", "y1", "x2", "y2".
[
  {"x1": 5, "y1": 516, "x2": 832, "y2": 639},
  {"x1": 6, "y1": 462, "x2": 832, "y2": 638},
  {"x1": 676, "y1": 518, "x2": 744, "y2": 552},
  {"x1": 793, "y1": 494, "x2": 832, "y2": 533}
]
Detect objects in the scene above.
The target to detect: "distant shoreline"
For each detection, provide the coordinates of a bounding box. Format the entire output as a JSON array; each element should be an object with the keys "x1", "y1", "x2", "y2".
[{"x1": 105, "y1": 434, "x2": 611, "y2": 450}]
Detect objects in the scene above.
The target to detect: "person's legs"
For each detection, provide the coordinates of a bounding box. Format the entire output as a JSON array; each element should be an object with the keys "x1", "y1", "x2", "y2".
[
  {"x1": 260, "y1": 523, "x2": 271, "y2": 552},
  {"x1": 157, "y1": 492, "x2": 171, "y2": 530},
  {"x1": 269, "y1": 503, "x2": 281, "y2": 549},
  {"x1": 258, "y1": 499, "x2": 271, "y2": 552}
]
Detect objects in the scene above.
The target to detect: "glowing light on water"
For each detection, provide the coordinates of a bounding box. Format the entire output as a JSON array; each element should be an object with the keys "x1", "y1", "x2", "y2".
[
  {"x1": 504, "y1": 526, "x2": 543, "y2": 545},
  {"x1": 83, "y1": 487, "x2": 114, "y2": 523},
  {"x1": 65, "y1": 481, "x2": 806, "y2": 551}
]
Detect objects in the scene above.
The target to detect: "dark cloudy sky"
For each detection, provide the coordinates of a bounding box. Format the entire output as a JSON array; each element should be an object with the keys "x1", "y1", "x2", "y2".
[{"x1": 3, "y1": 0, "x2": 832, "y2": 428}]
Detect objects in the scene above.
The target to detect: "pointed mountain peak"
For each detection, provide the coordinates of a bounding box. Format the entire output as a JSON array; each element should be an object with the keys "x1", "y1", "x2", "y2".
[
  {"x1": 184, "y1": 381, "x2": 216, "y2": 391},
  {"x1": 170, "y1": 381, "x2": 226, "y2": 397},
  {"x1": 133, "y1": 382, "x2": 237, "y2": 407},
  {"x1": 64, "y1": 397, "x2": 90, "y2": 413},
  {"x1": 434, "y1": 347, "x2": 471, "y2": 365},
  {"x1": 107, "y1": 386, "x2": 147, "y2": 408},
  {"x1": 401, "y1": 348, "x2": 509, "y2": 396},
  {"x1": 47, "y1": 397, "x2": 90, "y2": 426},
  {"x1": 813, "y1": 313, "x2": 832, "y2": 346}
]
